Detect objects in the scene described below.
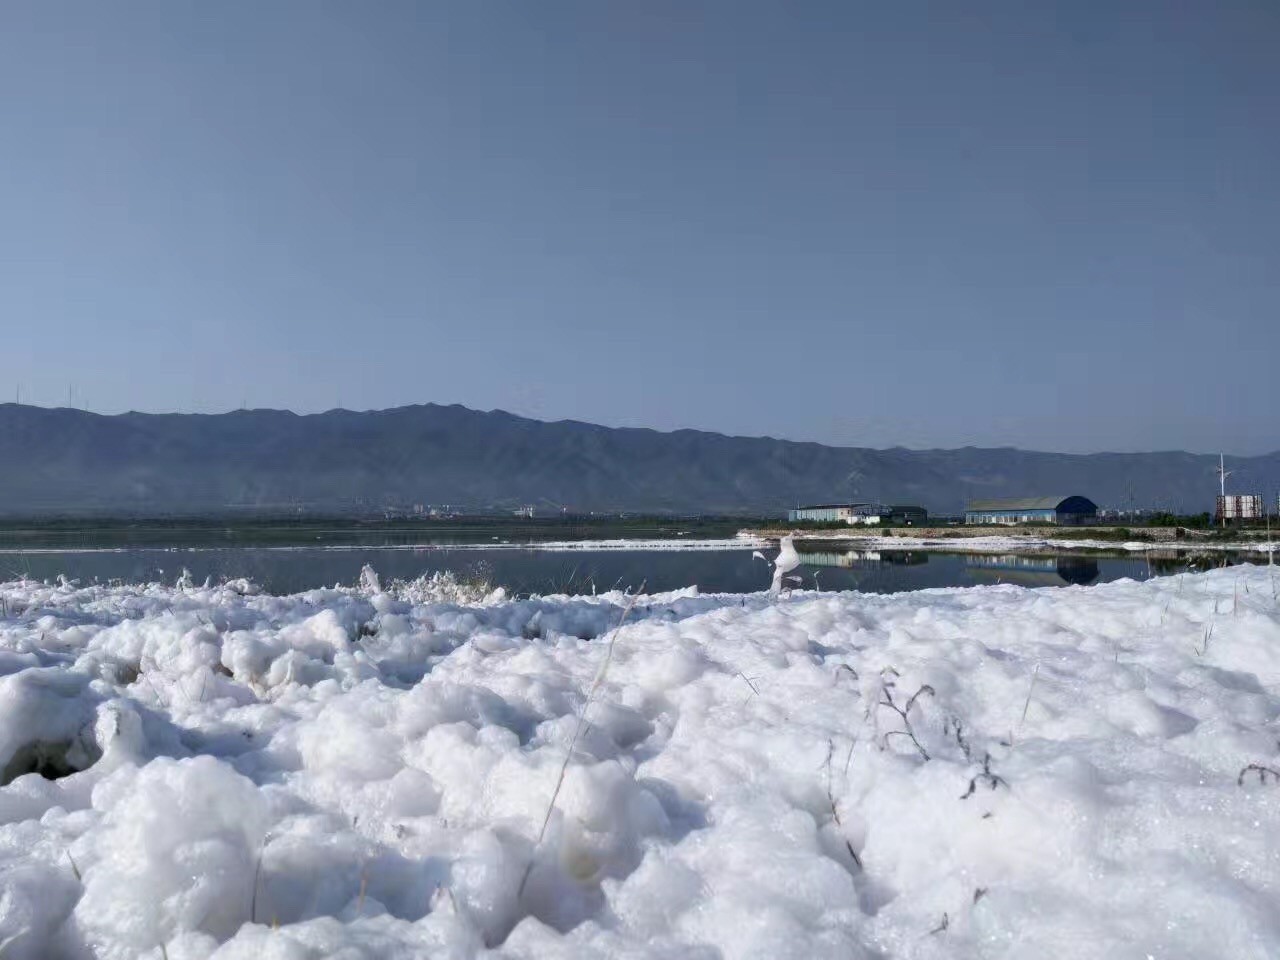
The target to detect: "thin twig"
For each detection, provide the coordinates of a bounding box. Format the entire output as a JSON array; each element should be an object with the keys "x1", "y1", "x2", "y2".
[
  {"x1": 824, "y1": 739, "x2": 862, "y2": 869},
  {"x1": 1019, "y1": 664, "x2": 1039, "y2": 730},
  {"x1": 960, "y1": 753, "x2": 1008, "y2": 799},
  {"x1": 834, "y1": 664, "x2": 859, "y2": 689},
  {"x1": 1196, "y1": 622, "x2": 1214, "y2": 656},
  {"x1": 518, "y1": 587, "x2": 644, "y2": 899},
  {"x1": 944, "y1": 716, "x2": 973, "y2": 762},
  {"x1": 878, "y1": 679, "x2": 934, "y2": 761},
  {"x1": 1238, "y1": 763, "x2": 1280, "y2": 786},
  {"x1": 250, "y1": 833, "x2": 272, "y2": 924}
]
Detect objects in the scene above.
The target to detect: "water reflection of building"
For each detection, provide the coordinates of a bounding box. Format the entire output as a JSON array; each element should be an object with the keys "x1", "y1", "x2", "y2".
[
  {"x1": 1146, "y1": 550, "x2": 1240, "y2": 574},
  {"x1": 798, "y1": 549, "x2": 928, "y2": 569},
  {"x1": 965, "y1": 554, "x2": 1099, "y2": 587},
  {"x1": 798, "y1": 550, "x2": 868, "y2": 568},
  {"x1": 879, "y1": 551, "x2": 928, "y2": 566}
]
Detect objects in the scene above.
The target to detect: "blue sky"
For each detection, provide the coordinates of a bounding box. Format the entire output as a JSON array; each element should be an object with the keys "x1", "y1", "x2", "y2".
[{"x1": 1, "y1": 1, "x2": 1277, "y2": 454}]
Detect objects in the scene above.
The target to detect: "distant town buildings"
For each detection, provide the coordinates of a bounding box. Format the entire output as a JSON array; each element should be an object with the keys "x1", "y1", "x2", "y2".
[
  {"x1": 788, "y1": 503, "x2": 927, "y2": 526},
  {"x1": 885, "y1": 505, "x2": 928, "y2": 525},
  {"x1": 965, "y1": 496, "x2": 1098, "y2": 526},
  {"x1": 1096, "y1": 507, "x2": 1160, "y2": 521}
]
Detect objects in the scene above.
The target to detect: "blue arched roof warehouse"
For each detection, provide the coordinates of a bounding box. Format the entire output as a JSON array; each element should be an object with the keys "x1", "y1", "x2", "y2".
[{"x1": 965, "y1": 495, "x2": 1097, "y2": 526}]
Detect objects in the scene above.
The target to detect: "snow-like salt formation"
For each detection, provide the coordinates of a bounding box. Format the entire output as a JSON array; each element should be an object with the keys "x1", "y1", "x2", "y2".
[
  {"x1": 767, "y1": 534, "x2": 802, "y2": 595},
  {"x1": 1, "y1": 565, "x2": 1279, "y2": 958}
]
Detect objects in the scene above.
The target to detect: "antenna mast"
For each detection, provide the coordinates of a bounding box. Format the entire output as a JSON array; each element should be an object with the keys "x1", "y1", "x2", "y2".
[{"x1": 1216, "y1": 454, "x2": 1235, "y2": 528}]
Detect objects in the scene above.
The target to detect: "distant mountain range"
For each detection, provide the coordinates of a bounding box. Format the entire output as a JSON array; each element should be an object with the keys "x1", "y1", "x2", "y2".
[{"x1": 0, "y1": 403, "x2": 1275, "y2": 517}]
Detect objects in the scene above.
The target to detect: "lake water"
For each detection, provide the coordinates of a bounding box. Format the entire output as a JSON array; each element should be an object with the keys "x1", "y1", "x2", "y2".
[{"x1": 0, "y1": 542, "x2": 1264, "y2": 596}]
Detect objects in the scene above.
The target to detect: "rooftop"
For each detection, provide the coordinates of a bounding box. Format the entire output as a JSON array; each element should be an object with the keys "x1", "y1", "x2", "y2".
[{"x1": 966, "y1": 496, "x2": 1092, "y2": 512}]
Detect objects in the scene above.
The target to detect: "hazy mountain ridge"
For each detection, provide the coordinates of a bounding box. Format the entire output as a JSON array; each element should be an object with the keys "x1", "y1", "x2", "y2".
[{"x1": 0, "y1": 403, "x2": 1274, "y2": 517}]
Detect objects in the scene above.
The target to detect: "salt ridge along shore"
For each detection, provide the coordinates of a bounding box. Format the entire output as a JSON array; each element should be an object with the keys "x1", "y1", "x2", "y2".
[{"x1": 1, "y1": 566, "x2": 1279, "y2": 958}]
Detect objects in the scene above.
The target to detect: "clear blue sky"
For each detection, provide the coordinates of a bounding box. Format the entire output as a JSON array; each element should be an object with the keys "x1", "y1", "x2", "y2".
[{"x1": 2, "y1": 1, "x2": 1277, "y2": 454}]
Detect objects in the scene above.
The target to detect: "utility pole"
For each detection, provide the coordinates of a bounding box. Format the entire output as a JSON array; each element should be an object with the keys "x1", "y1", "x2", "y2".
[{"x1": 1216, "y1": 454, "x2": 1233, "y2": 528}]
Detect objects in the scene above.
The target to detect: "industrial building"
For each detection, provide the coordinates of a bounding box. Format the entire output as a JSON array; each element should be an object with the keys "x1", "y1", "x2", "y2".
[
  {"x1": 1216, "y1": 494, "x2": 1263, "y2": 523},
  {"x1": 788, "y1": 503, "x2": 928, "y2": 526},
  {"x1": 888, "y1": 505, "x2": 928, "y2": 526},
  {"x1": 964, "y1": 496, "x2": 1097, "y2": 526},
  {"x1": 789, "y1": 503, "x2": 876, "y2": 524}
]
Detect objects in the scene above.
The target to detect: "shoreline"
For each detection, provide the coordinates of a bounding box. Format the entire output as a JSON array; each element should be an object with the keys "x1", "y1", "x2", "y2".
[{"x1": 741, "y1": 527, "x2": 1278, "y2": 555}]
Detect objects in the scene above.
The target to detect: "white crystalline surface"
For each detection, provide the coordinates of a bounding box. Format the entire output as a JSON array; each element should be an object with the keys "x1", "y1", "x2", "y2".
[{"x1": 1, "y1": 566, "x2": 1279, "y2": 959}]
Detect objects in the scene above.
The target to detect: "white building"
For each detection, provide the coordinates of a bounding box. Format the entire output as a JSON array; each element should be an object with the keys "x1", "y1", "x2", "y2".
[{"x1": 789, "y1": 503, "x2": 886, "y2": 525}]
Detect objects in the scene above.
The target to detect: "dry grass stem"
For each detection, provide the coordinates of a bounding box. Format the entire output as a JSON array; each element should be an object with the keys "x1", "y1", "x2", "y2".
[
  {"x1": 824, "y1": 739, "x2": 862, "y2": 869},
  {"x1": 518, "y1": 587, "x2": 644, "y2": 899},
  {"x1": 1015, "y1": 663, "x2": 1040, "y2": 742}
]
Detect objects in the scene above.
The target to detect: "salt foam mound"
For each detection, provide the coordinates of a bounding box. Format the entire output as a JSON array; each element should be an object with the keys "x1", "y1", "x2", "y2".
[{"x1": 1, "y1": 567, "x2": 1279, "y2": 958}]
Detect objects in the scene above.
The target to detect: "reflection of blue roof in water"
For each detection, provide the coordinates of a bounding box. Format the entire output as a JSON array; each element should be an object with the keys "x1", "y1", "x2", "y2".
[{"x1": 965, "y1": 554, "x2": 1099, "y2": 586}]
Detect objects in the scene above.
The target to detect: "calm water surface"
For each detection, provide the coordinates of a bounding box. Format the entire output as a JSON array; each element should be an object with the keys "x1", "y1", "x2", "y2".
[{"x1": 0, "y1": 543, "x2": 1263, "y2": 596}]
